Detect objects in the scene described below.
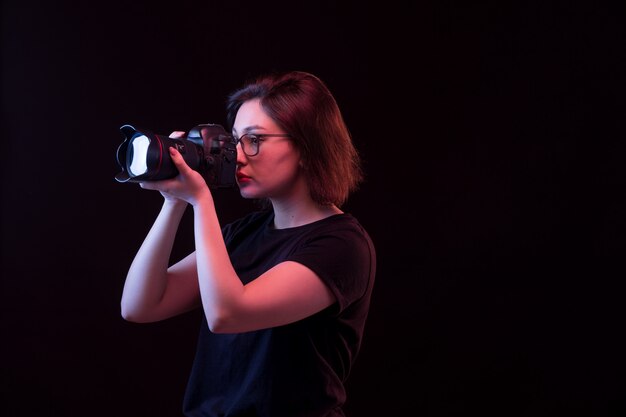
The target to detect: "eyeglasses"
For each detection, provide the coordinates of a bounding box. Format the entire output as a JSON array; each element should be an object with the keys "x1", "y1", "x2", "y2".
[{"x1": 233, "y1": 133, "x2": 292, "y2": 157}]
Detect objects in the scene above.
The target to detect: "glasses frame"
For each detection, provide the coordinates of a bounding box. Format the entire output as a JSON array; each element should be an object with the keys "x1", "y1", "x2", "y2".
[{"x1": 234, "y1": 133, "x2": 292, "y2": 157}]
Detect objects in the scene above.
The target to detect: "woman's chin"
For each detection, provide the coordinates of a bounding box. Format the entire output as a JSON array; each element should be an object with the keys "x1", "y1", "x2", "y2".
[{"x1": 238, "y1": 188, "x2": 259, "y2": 200}]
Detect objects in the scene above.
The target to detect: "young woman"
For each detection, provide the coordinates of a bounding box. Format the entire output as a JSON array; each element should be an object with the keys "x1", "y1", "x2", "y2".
[{"x1": 121, "y1": 70, "x2": 376, "y2": 416}]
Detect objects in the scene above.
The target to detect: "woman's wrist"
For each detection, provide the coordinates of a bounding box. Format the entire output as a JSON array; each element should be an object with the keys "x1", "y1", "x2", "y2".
[
  {"x1": 162, "y1": 197, "x2": 189, "y2": 213},
  {"x1": 190, "y1": 188, "x2": 214, "y2": 209}
]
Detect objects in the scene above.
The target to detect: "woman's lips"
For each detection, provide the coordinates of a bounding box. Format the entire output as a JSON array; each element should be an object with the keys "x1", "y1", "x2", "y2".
[{"x1": 236, "y1": 172, "x2": 251, "y2": 182}]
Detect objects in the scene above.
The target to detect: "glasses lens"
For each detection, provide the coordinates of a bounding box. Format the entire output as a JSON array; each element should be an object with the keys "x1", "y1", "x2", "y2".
[{"x1": 241, "y1": 134, "x2": 259, "y2": 156}]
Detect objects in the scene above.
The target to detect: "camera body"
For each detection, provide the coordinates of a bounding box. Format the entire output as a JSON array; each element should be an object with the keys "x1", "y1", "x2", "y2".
[{"x1": 115, "y1": 123, "x2": 237, "y2": 189}]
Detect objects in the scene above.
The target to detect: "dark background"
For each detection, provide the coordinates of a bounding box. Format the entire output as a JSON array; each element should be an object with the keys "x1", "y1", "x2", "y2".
[{"x1": 2, "y1": 1, "x2": 625, "y2": 416}]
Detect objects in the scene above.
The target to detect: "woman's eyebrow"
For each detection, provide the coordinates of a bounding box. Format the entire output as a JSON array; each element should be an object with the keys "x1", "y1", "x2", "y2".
[{"x1": 234, "y1": 125, "x2": 268, "y2": 136}]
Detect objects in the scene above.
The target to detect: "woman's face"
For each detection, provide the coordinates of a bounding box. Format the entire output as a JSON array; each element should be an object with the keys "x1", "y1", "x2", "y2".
[{"x1": 233, "y1": 99, "x2": 302, "y2": 200}]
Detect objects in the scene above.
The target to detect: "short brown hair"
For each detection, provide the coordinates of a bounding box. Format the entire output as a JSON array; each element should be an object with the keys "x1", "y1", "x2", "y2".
[{"x1": 226, "y1": 71, "x2": 363, "y2": 207}]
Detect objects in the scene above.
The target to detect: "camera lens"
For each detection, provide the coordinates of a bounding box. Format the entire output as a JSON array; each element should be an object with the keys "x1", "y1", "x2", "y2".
[{"x1": 128, "y1": 134, "x2": 150, "y2": 177}]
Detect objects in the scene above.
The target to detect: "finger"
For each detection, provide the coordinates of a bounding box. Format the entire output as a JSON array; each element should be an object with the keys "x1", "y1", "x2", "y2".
[
  {"x1": 139, "y1": 178, "x2": 176, "y2": 192},
  {"x1": 169, "y1": 131, "x2": 186, "y2": 139},
  {"x1": 169, "y1": 146, "x2": 194, "y2": 175},
  {"x1": 139, "y1": 181, "x2": 157, "y2": 190}
]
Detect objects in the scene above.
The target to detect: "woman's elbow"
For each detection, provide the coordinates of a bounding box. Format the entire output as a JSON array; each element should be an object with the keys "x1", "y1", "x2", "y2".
[
  {"x1": 205, "y1": 309, "x2": 238, "y2": 333},
  {"x1": 120, "y1": 307, "x2": 139, "y2": 323},
  {"x1": 120, "y1": 303, "x2": 150, "y2": 323}
]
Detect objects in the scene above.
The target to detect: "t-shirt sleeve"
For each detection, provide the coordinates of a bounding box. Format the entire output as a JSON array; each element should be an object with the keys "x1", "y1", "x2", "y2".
[{"x1": 287, "y1": 225, "x2": 374, "y2": 313}]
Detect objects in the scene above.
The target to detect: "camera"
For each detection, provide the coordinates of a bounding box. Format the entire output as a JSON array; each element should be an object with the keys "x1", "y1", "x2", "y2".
[{"x1": 114, "y1": 123, "x2": 237, "y2": 188}]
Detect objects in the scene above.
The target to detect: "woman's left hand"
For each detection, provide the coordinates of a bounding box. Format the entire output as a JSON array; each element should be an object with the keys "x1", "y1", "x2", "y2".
[{"x1": 140, "y1": 145, "x2": 212, "y2": 206}]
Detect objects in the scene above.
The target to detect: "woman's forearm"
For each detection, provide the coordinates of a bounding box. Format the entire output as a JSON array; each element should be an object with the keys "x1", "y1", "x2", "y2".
[
  {"x1": 120, "y1": 199, "x2": 188, "y2": 321},
  {"x1": 192, "y1": 195, "x2": 244, "y2": 331}
]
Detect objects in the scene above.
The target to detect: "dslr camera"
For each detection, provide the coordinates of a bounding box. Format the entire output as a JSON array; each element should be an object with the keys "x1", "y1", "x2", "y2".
[{"x1": 115, "y1": 123, "x2": 237, "y2": 188}]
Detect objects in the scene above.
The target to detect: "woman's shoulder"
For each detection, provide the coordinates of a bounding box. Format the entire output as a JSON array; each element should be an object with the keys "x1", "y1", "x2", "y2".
[
  {"x1": 300, "y1": 213, "x2": 374, "y2": 250},
  {"x1": 316, "y1": 212, "x2": 369, "y2": 234}
]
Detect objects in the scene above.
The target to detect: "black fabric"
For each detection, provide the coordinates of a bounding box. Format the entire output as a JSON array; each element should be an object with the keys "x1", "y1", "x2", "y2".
[{"x1": 183, "y1": 210, "x2": 376, "y2": 417}]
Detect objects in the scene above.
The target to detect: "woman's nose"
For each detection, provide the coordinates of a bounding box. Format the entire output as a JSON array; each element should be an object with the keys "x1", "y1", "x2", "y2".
[{"x1": 235, "y1": 143, "x2": 248, "y2": 164}]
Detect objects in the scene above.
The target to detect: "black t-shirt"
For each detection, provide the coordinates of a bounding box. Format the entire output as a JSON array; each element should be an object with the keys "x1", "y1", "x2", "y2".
[{"x1": 183, "y1": 210, "x2": 376, "y2": 417}]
